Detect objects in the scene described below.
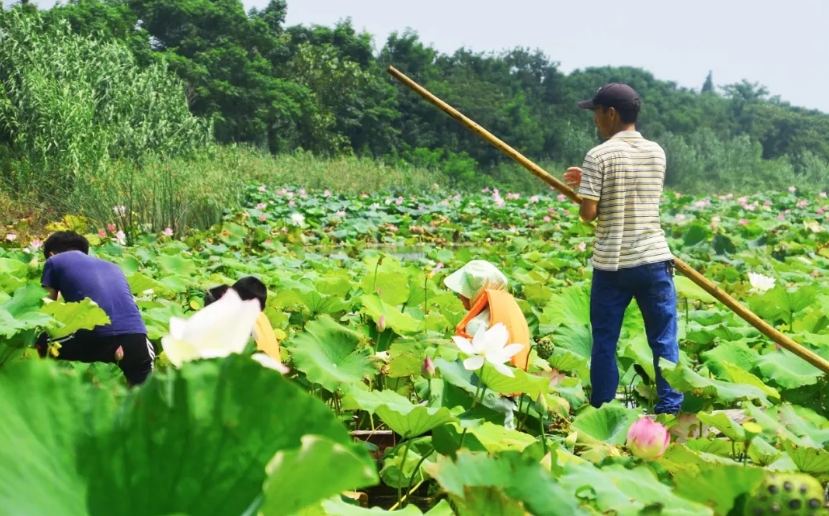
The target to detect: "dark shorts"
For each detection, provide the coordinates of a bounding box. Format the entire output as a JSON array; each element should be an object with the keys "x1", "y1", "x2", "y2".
[{"x1": 36, "y1": 331, "x2": 155, "y2": 385}]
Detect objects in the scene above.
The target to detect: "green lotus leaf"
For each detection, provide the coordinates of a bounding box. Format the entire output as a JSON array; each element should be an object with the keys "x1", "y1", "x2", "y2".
[
  {"x1": 0, "y1": 355, "x2": 367, "y2": 516},
  {"x1": 261, "y1": 435, "x2": 379, "y2": 516},
  {"x1": 40, "y1": 297, "x2": 111, "y2": 339},
  {"x1": 290, "y1": 315, "x2": 375, "y2": 392},
  {"x1": 560, "y1": 462, "x2": 713, "y2": 516},
  {"x1": 344, "y1": 388, "x2": 456, "y2": 439},
  {"x1": 571, "y1": 403, "x2": 641, "y2": 445},
  {"x1": 361, "y1": 295, "x2": 421, "y2": 334},
  {"x1": 426, "y1": 451, "x2": 587, "y2": 516}
]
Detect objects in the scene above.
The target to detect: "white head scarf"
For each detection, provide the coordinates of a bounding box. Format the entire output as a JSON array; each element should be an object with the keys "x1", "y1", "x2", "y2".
[{"x1": 443, "y1": 260, "x2": 508, "y2": 301}]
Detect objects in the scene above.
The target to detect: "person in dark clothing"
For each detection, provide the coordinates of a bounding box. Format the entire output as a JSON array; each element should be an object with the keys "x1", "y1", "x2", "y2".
[
  {"x1": 204, "y1": 277, "x2": 267, "y2": 310},
  {"x1": 36, "y1": 231, "x2": 153, "y2": 386}
]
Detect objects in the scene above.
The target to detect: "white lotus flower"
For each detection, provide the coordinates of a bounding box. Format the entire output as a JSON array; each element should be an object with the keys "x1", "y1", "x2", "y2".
[
  {"x1": 452, "y1": 323, "x2": 524, "y2": 378},
  {"x1": 251, "y1": 353, "x2": 289, "y2": 374},
  {"x1": 161, "y1": 289, "x2": 261, "y2": 367},
  {"x1": 290, "y1": 213, "x2": 305, "y2": 226},
  {"x1": 748, "y1": 272, "x2": 776, "y2": 293}
]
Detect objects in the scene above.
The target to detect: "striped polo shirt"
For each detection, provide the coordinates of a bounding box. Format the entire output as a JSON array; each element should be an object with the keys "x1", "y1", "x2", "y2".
[{"x1": 579, "y1": 131, "x2": 674, "y2": 271}]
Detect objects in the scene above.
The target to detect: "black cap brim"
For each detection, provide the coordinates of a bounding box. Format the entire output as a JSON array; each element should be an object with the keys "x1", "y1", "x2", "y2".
[{"x1": 578, "y1": 99, "x2": 597, "y2": 109}]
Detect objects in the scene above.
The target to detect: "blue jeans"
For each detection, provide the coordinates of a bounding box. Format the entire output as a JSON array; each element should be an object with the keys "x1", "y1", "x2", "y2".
[{"x1": 589, "y1": 260, "x2": 684, "y2": 414}]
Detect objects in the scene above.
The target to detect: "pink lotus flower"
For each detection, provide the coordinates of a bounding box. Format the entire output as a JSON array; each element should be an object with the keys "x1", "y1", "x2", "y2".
[
  {"x1": 360, "y1": 193, "x2": 368, "y2": 199},
  {"x1": 264, "y1": 239, "x2": 272, "y2": 244},
  {"x1": 395, "y1": 198, "x2": 404, "y2": 206},
  {"x1": 788, "y1": 186, "x2": 797, "y2": 193},
  {"x1": 797, "y1": 200, "x2": 809, "y2": 209},
  {"x1": 162, "y1": 228, "x2": 174, "y2": 237},
  {"x1": 482, "y1": 187, "x2": 490, "y2": 193},
  {"x1": 116, "y1": 230, "x2": 126, "y2": 245},
  {"x1": 543, "y1": 216, "x2": 551, "y2": 222},
  {"x1": 529, "y1": 195, "x2": 540, "y2": 203},
  {"x1": 422, "y1": 356, "x2": 436, "y2": 377},
  {"x1": 323, "y1": 189, "x2": 332, "y2": 197},
  {"x1": 694, "y1": 200, "x2": 707, "y2": 209},
  {"x1": 506, "y1": 193, "x2": 521, "y2": 200},
  {"x1": 288, "y1": 200, "x2": 296, "y2": 207},
  {"x1": 557, "y1": 194, "x2": 566, "y2": 202},
  {"x1": 388, "y1": 225, "x2": 399, "y2": 232},
  {"x1": 98, "y1": 230, "x2": 107, "y2": 238},
  {"x1": 418, "y1": 205, "x2": 425, "y2": 211},
  {"x1": 745, "y1": 205, "x2": 755, "y2": 212},
  {"x1": 627, "y1": 418, "x2": 670, "y2": 460},
  {"x1": 577, "y1": 242, "x2": 587, "y2": 252},
  {"x1": 764, "y1": 200, "x2": 772, "y2": 206},
  {"x1": 818, "y1": 208, "x2": 825, "y2": 215},
  {"x1": 778, "y1": 213, "x2": 786, "y2": 220},
  {"x1": 29, "y1": 238, "x2": 41, "y2": 249},
  {"x1": 675, "y1": 214, "x2": 686, "y2": 222},
  {"x1": 335, "y1": 210, "x2": 346, "y2": 217},
  {"x1": 786, "y1": 209, "x2": 792, "y2": 214},
  {"x1": 540, "y1": 368, "x2": 566, "y2": 387},
  {"x1": 430, "y1": 262, "x2": 444, "y2": 277},
  {"x1": 299, "y1": 188, "x2": 306, "y2": 196},
  {"x1": 281, "y1": 227, "x2": 288, "y2": 233},
  {"x1": 5, "y1": 234, "x2": 16, "y2": 242},
  {"x1": 256, "y1": 203, "x2": 267, "y2": 210},
  {"x1": 674, "y1": 192, "x2": 682, "y2": 199},
  {"x1": 371, "y1": 203, "x2": 380, "y2": 209},
  {"x1": 258, "y1": 185, "x2": 267, "y2": 192},
  {"x1": 259, "y1": 214, "x2": 267, "y2": 222},
  {"x1": 739, "y1": 219, "x2": 749, "y2": 226},
  {"x1": 377, "y1": 316, "x2": 386, "y2": 333},
  {"x1": 276, "y1": 189, "x2": 286, "y2": 196},
  {"x1": 723, "y1": 193, "x2": 734, "y2": 200},
  {"x1": 453, "y1": 194, "x2": 461, "y2": 201},
  {"x1": 548, "y1": 207, "x2": 556, "y2": 214},
  {"x1": 107, "y1": 224, "x2": 116, "y2": 232}
]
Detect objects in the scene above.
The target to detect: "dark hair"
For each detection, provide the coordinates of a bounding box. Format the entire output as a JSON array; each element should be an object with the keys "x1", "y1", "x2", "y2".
[
  {"x1": 602, "y1": 100, "x2": 640, "y2": 124},
  {"x1": 43, "y1": 231, "x2": 90, "y2": 260},
  {"x1": 232, "y1": 276, "x2": 267, "y2": 311},
  {"x1": 204, "y1": 284, "x2": 230, "y2": 307}
]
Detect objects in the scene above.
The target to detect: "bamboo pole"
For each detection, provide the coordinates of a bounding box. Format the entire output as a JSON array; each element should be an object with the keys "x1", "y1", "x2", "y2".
[{"x1": 387, "y1": 65, "x2": 829, "y2": 375}]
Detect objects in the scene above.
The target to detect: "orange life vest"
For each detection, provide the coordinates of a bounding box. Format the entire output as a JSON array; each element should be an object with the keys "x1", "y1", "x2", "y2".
[{"x1": 455, "y1": 289, "x2": 531, "y2": 371}]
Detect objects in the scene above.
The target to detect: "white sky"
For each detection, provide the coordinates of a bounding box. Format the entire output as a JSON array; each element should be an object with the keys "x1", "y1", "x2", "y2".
[{"x1": 29, "y1": 0, "x2": 829, "y2": 114}]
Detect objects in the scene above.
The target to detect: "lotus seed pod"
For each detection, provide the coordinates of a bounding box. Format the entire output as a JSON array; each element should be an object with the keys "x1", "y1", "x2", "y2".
[
  {"x1": 536, "y1": 337, "x2": 555, "y2": 360},
  {"x1": 744, "y1": 473, "x2": 827, "y2": 516}
]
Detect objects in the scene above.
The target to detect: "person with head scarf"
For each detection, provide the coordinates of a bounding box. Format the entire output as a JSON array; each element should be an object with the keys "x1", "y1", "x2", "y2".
[{"x1": 443, "y1": 260, "x2": 531, "y2": 372}]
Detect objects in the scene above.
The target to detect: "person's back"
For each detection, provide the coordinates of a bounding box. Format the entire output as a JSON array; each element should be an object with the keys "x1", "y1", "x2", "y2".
[
  {"x1": 43, "y1": 251, "x2": 145, "y2": 336},
  {"x1": 38, "y1": 231, "x2": 152, "y2": 386},
  {"x1": 582, "y1": 134, "x2": 673, "y2": 271}
]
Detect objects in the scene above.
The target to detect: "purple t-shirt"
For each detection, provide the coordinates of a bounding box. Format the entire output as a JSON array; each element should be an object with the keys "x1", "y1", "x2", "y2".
[{"x1": 41, "y1": 251, "x2": 147, "y2": 336}]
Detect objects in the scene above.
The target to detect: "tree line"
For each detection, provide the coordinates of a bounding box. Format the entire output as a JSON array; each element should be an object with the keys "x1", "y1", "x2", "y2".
[{"x1": 3, "y1": 0, "x2": 829, "y2": 193}]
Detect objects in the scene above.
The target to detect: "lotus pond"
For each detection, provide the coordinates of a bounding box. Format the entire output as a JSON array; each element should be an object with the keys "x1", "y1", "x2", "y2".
[{"x1": 1, "y1": 185, "x2": 829, "y2": 516}]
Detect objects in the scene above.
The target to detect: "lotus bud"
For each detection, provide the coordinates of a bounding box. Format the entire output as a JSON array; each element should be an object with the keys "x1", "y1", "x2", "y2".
[
  {"x1": 422, "y1": 356, "x2": 436, "y2": 377},
  {"x1": 114, "y1": 346, "x2": 124, "y2": 362},
  {"x1": 377, "y1": 315, "x2": 386, "y2": 333},
  {"x1": 626, "y1": 418, "x2": 670, "y2": 460}
]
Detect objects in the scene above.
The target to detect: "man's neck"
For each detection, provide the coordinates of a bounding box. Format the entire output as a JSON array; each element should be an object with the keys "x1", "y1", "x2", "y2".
[{"x1": 609, "y1": 124, "x2": 637, "y2": 137}]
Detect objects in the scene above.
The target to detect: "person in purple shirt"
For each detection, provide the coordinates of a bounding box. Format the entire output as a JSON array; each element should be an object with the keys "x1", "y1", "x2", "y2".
[{"x1": 37, "y1": 231, "x2": 154, "y2": 385}]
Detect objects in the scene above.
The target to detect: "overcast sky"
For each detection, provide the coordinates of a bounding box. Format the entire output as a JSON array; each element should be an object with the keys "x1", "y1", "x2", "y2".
[{"x1": 29, "y1": 0, "x2": 829, "y2": 113}]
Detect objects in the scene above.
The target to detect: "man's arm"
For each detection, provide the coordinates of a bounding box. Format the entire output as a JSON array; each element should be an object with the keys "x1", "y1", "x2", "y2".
[
  {"x1": 44, "y1": 286, "x2": 59, "y2": 301},
  {"x1": 580, "y1": 199, "x2": 599, "y2": 222},
  {"x1": 41, "y1": 259, "x2": 59, "y2": 300}
]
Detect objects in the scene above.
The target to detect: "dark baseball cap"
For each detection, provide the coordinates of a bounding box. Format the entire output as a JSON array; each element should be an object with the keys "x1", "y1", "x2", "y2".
[{"x1": 578, "y1": 83, "x2": 640, "y2": 110}]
